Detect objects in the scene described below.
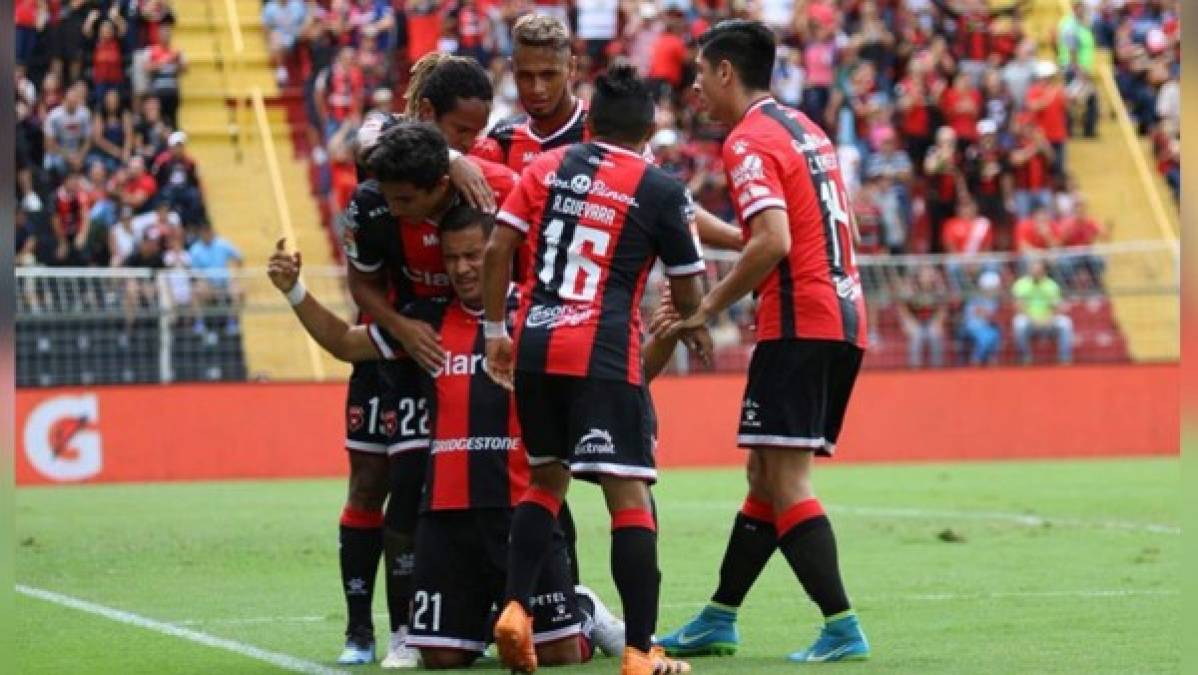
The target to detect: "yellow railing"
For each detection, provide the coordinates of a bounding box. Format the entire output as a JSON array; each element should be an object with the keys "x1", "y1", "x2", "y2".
[
  {"x1": 249, "y1": 86, "x2": 327, "y2": 379},
  {"x1": 222, "y1": 0, "x2": 249, "y2": 155}
]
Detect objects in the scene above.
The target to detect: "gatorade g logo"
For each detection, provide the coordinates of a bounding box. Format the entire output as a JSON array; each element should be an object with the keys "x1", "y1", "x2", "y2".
[{"x1": 24, "y1": 394, "x2": 103, "y2": 481}]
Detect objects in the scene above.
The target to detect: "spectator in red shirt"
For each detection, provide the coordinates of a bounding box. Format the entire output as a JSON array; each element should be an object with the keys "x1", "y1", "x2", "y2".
[
  {"x1": 119, "y1": 155, "x2": 158, "y2": 214},
  {"x1": 1013, "y1": 206, "x2": 1061, "y2": 255},
  {"x1": 1056, "y1": 196, "x2": 1106, "y2": 286},
  {"x1": 315, "y1": 46, "x2": 364, "y2": 140},
  {"x1": 146, "y1": 24, "x2": 186, "y2": 127},
  {"x1": 923, "y1": 125, "x2": 964, "y2": 252},
  {"x1": 15, "y1": 0, "x2": 41, "y2": 65},
  {"x1": 53, "y1": 172, "x2": 93, "y2": 266},
  {"x1": 646, "y1": 10, "x2": 690, "y2": 100},
  {"x1": 1025, "y1": 61, "x2": 1069, "y2": 177},
  {"x1": 939, "y1": 71, "x2": 983, "y2": 148},
  {"x1": 894, "y1": 53, "x2": 943, "y2": 169},
  {"x1": 1009, "y1": 115, "x2": 1056, "y2": 218},
  {"x1": 899, "y1": 263, "x2": 949, "y2": 368},
  {"x1": 87, "y1": 16, "x2": 128, "y2": 106},
  {"x1": 941, "y1": 199, "x2": 994, "y2": 289}
]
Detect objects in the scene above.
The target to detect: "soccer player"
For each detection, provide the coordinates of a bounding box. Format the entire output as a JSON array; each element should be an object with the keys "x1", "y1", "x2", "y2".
[
  {"x1": 655, "y1": 20, "x2": 871, "y2": 663},
  {"x1": 265, "y1": 205, "x2": 632, "y2": 668},
  {"x1": 481, "y1": 64, "x2": 706, "y2": 675},
  {"x1": 473, "y1": 13, "x2": 743, "y2": 252},
  {"x1": 337, "y1": 105, "x2": 514, "y2": 667}
]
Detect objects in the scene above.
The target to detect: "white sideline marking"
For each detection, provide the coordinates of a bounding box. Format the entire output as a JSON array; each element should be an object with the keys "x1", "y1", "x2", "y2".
[
  {"x1": 829, "y1": 505, "x2": 1180, "y2": 536},
  {"x1": 17, "y1": 584, "x2": 348, "y2": 675},
  {"x1": 671, "y1": 500, "x2": 1179, "y2": 535}
]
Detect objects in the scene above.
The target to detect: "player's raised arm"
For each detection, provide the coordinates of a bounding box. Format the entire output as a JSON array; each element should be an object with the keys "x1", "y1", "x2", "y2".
[{"x1": 269, "y1": 239, "x2": 383, "y2": 363}]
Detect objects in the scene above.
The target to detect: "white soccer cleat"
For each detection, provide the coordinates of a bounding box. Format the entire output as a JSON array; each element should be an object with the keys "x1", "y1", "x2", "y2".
[
  {"x1": 575, "y1": 584, "x2": 626, "y2": 657},
  {"x1": 380, "y1": 626, "x2": 420, "y2": 669}
]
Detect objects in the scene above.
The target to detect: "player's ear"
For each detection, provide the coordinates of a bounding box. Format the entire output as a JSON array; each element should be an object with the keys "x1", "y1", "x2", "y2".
[
  {"x1": 417, "y1": 98, "x2": 435, "y2": 122},
  {"x1": 717, "y1": 59, "x2": 735, "y2": 87}
]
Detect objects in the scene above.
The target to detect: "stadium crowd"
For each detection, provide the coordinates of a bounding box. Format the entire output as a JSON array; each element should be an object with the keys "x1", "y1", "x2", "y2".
[{"x1": 13, "y1": 0, "x2": 247, "y2": 332}]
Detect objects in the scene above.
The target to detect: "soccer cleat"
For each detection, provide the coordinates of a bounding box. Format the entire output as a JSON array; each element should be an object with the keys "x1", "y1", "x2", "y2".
[
  {"x1": 786, "y1": 612, "x2": 870, "y2": 663},
  {"x1": 621, "y1": 645, "x2": 692, "y2": 674},
  {"x1": 336, "y1": 629, "x2": 376, "y2": 665},
  {"x1": 494, "y1": 600, "x2": 537, "y2": 673},
  {"x1": 380, "y1": 626, "x2": 420, "y2": 669},
  {"x1": 655, "y1": 604, "x2": 739, "y2": 657},
  {"x1": 575, "y1": 584, "x2": 626, "y2": 657}
]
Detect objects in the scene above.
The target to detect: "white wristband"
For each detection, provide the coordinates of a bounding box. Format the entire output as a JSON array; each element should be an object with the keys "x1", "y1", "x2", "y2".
[
  {"x1": 285, "y1": 280, "x2": 307, "y2": 307},
  {"x1": 483, "y1": 320, "x2": 508, "y2": 339},
  {"x1": 448, "y1": 147, "x2": 463, "y2": 162}
]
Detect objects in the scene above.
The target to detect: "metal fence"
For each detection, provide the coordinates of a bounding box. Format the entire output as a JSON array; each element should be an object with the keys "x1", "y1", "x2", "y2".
[{"x1": 14, "y1": 240, "x2": 1178, "y2": 386}]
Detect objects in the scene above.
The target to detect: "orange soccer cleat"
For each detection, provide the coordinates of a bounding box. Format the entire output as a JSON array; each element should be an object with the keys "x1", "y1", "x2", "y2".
[
  {"x1": 621, "y1": 645, "x2": 692, "y2": 675},
  {"x1": 494, "y1": 600, "x2": 537, "y2": 673}
]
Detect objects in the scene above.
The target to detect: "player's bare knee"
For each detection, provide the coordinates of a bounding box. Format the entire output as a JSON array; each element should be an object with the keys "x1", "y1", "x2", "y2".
[
  {"x1": 346, "y1": 453, "x2": 389, "y2": 510},
  {"x1": 745, "y1": 450, "x2": 771, "y2": 500},
  {"x1": 758, "y1": 448, "x2": 815, "y2": 507},
  {"x1": 418, "y1": 648, "x2": 477, "y2": 669},
  {"x1": 599, "y1": 476, "x2": 652, "y2": 513},
  {"x1": 536, "y1": 635, "x2": 583, "y2": 666},
  {"x1": 529, "y1": 462, "x2": 571, "y2": 500}
]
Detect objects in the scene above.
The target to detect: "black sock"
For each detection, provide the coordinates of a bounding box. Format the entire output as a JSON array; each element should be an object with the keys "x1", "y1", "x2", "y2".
[
  {"x1": 339, "y1": 507, "x2": 384, "y2": 639},
  {"x1": 504, "y1": 495, "x2": 561, "y2": 606},
  {"x1": 611, "y1": 509, "x2": 659, "y2": 653},
  {"x1": 711, "y1": 497, "x2": 777, "y2": 608},
  {"x1": 383, "y1": 529, "x2": 415, "y2": 631},
  {"x1": 776, "y1": 499, "x2": 851, "y2": 617},
  {"x1": 383, "y1": 450, "x2": 427, "y2": 631},
  {"x1": 558, "y1": 500, "x2": 581, "y2": 586}
]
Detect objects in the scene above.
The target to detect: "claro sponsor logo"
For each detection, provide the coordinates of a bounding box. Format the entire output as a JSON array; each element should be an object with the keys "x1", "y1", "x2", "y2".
[
  {"x1": 432, "y1": 436, "x2": 521, "y2": 452},
  {"x1": 24, "y1": 393, "x2": 103, "y2": 482}
]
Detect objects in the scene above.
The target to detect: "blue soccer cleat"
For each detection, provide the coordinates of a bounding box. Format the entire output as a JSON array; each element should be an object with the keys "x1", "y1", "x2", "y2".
[
  {"x1": 655, "y1": 604, "x2": 739, "y2": 657},
  {"x1": 336, "y1": 632, "x2": 376, "y2": 665},
  {"x1": 786, "y1": 612, "x2": 870, "y2": 663}
]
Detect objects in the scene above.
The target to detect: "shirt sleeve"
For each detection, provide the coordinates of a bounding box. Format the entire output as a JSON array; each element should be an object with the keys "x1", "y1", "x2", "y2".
[
  {"x1": 654, "y1": 181, "x2": 706, "y2": 277},
  {"x1": 340, "y1": 188, "x2": 388, "y2": 273},
  {"x1": 723, "y1": 134, "x2": 787, "y2": 225},
  {"x1": 496, "y1": 163, "x2": 542, "y2": 236}
]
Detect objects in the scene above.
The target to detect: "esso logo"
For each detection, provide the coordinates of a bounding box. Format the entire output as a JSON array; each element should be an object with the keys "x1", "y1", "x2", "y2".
[{"x1": 24, "y1": 394, "x2": 103, "y2": 482}]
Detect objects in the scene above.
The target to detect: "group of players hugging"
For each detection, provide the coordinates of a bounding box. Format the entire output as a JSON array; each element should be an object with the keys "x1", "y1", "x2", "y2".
[{"x1": 267, "y1": 13, "x2": 870, "y2": 675}]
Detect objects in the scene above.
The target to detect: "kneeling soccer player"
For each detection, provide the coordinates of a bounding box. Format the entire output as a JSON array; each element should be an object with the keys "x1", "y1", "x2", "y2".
[{"x1": 267, "y1": 206, "x2": 637, "y2": 668}]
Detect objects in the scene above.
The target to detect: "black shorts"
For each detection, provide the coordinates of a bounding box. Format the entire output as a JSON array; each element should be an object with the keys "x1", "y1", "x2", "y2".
[
  {"x1": 736, "y1": 339, "x2": 863, "y2": 457},
  {"x1": 514, "y1": 372, "x2": 657, "y2": 483},
  {"x1": 407, "y1": 509, "x2": 581, "y2": 653},
  {"x1": 344, "y1": 360, "x2": 430, "y2": 455}
]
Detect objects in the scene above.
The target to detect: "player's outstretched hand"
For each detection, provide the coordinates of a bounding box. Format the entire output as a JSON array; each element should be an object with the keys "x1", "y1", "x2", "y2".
[
  {"x1": 484, "y1": 336, "x2": 515, "y2": 392},
  {"x1": 647, "y1": 297, "x2": 682, "y2": 340},
  {"x1": 267, "y1": 238, "x2": 302, "y2": 292},
  {"x1": 663, "y1": 302, "x2": 712, "y2": 339},
  {"x1": 391, "y1": 316, "x2": 445, "y2": 374},
  {"x1": 448, "y1": 155, "x2": 496, "y2": 213}
]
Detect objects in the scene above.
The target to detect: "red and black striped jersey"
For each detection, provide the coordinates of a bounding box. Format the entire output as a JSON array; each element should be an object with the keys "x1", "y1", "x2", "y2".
[
  {"x1": 369, "y1": 295, "x2": 529, "y2": 512},
  {"x1": 497, "y1": 141, "x2": 705, "y2": 386},
  {"x1": 340, "y1": 157, "x2": 518, "y2": 308},
  {"x1": 723, "y1": 97, "x2": 867, "y2": 348},
  {"x1": 472, "y1": 98, "x2": 589, "y2": 172}
]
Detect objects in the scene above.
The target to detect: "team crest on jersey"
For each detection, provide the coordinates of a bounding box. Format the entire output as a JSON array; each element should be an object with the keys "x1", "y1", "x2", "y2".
[
  {"x1": 732, "y1": 139, "x2": 749, "y2": 155},
  {"x1": 570, "y1": 174, "x2": 592, "y2": 194},
  {"x1": 523, "y1": 150, "x2": 538, "y2": 165},
  {"x1": 741, "y1": 399, "x2": 762, "y2": 428},
  {"x1": 380, "y1": 410, "x2": 398, "y2": 437},
  {"x1": 347, "y1": 405, "x2": 365, "y2": 432}
]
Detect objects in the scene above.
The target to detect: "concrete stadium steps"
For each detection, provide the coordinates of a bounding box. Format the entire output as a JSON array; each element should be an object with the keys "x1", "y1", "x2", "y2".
[
  {"x1": 1021, "y1": 0, "x2": 1179, "y2": 362},
  {"x1": 177, "y1": 0, "x2": 349, "y2": 381}
]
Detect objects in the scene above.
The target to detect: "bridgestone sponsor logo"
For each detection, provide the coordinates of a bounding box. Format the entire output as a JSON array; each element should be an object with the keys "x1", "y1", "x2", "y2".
[{"x1": 432, "y1": 436, "x2": 521, "y2": 452}]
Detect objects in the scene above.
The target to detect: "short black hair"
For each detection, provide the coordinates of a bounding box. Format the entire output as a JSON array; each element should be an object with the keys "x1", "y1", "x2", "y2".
[
  {"x1": 440, "y1": 203, "x2": 494, "y2": 238},
  {"x1": 590, "y1": 63, "x2": 655, "y2": 144},
  {"x1": 406, "y1": 53, "x2": 493, "y2": 118},
  {"x1": 697, "y1": 19, "x2": 776, "y2": 91},
  {"x1": 364, "y1": 122, "x2": 448, "y2": 189}
]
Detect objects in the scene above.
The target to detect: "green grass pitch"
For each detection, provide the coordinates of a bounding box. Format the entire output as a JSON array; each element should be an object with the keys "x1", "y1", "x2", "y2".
[{"x1": 15, "y1": 458, "x2": 1178, "y2": 673}]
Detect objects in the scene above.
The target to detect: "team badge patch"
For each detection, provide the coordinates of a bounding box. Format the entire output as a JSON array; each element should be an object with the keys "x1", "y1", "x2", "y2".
[
  {"x1": 347, "y1": 405, "x2": 365, "y2": 432},
  {"x1": 380, "y1": 411, "x2": 398, "y2": 437}
]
